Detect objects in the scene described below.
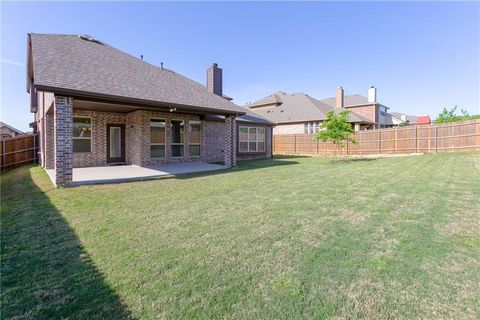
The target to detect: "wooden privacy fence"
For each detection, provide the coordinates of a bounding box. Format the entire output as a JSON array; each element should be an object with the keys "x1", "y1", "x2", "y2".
[
  {"x1": 273, "y1": 120, "x2": 480, "y2": 156},
  {"x1": 1, "y1": 134, "x2": 39, "y2": 171}
]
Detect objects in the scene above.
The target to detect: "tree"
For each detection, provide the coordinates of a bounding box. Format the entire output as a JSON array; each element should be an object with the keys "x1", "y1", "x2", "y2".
[
  {"x1": 435, "y1": 106, "x2": 480, "y2": 124},
  {"x1": 315, "y1": 110, "x2": 357, "y2": 161}
]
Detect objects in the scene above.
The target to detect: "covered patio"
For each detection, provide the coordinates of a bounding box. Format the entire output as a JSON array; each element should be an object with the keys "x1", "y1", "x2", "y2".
[{"x1": 46, "y1": 162, "x2": 227, "y2": 186}]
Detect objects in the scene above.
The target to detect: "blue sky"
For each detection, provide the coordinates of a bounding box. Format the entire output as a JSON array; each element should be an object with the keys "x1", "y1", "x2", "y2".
[{"x1": 1, "y1": 1, "x2": 479, "y2": 131}]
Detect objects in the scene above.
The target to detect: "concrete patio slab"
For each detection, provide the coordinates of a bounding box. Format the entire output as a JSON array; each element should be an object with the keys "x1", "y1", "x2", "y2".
[{"x1": 47, "y1": 162, "x2": 228, "y2": 186}]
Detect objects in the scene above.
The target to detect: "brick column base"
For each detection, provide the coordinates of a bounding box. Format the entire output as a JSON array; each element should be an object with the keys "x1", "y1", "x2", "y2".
[
  {"x1": 224, "y1": 115, "x2": 236, "y2": 167},
  {"x1": 54, "y1": 96, "x2": 73, "y2": 187}
]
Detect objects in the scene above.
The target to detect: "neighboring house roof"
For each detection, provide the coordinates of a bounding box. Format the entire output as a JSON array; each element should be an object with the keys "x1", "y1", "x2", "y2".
[
  {"x1": 320, "y1": 94, "x2": 390, "y2": 110},
  {"x1": 248, "y1": 92, "x2": 284, "y2": 107},
  {"x1": 382, "y1": 112, "x2": 404, "y2": 126},
  {"x1": 320, "y1": 94, "x2": 368, "y2": 108},
  {"x1": 389, "y1": 112, "x2": 430, "y2": 125},
  {"x1": 416, "y1": 115, "x2": 431, "y2": 125},
  {"x1": 27, "y1": 33, "x2": 245, "y2": 116},
  {"x1": 390, "y1": 112, "x2": 417, "y2": 124},
  {"x1": 244, "y1": 92, "x2": 375, "y2": 124},
  {"x1": 0, "y1": 121, "x2": 23, "y2": 135}
]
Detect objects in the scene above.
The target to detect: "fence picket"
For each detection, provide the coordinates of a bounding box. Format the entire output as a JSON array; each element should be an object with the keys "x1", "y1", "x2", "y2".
[
  {"x1": 273, "y1": 120, "x2": 480, "y2": 156},
  {"x1": 1, "y1": 134, "x2": 39, "y2": 171}
]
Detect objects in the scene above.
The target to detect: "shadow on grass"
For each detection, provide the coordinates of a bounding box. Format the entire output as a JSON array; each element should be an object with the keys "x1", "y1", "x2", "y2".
[
  {"x1": 0, "y1": 166, "x2": 134, "y2": 319},
  {"x1": 335, "y1": 157, "x2": 379, "y2": 163},
  {"x1": 174, "y1": 157, "x2": 301, "y2": 180}
]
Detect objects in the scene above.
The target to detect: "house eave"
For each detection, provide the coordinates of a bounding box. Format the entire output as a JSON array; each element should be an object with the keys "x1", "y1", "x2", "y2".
[{"x1": 34, "y1": 84, "x2": 246, "y2": 117}]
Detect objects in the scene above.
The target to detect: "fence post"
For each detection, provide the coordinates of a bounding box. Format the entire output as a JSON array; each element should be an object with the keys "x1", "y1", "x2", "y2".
[
  {"x1": 434, "y1": 126, "x2": 438, "y2": 153},
  {"x1": 1, "y1": 140, "x2": 5, "y2": 171},
  {"x1": 274, "y1": 135, "x2": 277, "y2": 154},
  {"x1": 346, "y1": 139, "x2": 348, "y2": 155},
  {"x1": 378, "y1": 130, "x2": 381, "y2": 154},
  {"x1": 294, "y1": 135, "x2": 297, "y2": 154},
  {"x1": 414, "y1": 126, "x2": 418, "y2": 153},
  {"x1": 316, "y1": 139, "x2": 319, "y2": 154},
  {"x1": 33, "y1": 134, "x2": 37, "y2": 163}
]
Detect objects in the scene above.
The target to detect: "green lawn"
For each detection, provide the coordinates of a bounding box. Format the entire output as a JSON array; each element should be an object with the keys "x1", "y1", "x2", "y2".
[{"x1": 1, "y1": 153, "x2": 479, "y2": 319}]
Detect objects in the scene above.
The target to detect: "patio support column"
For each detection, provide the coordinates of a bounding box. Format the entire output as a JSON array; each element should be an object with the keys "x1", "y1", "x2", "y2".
[
  {"x1": 224, "y1": 115, "x2": 236, "y2": 167},
  {"x1": 54, "y1": 96, "x2": 73, "y2": 187}
]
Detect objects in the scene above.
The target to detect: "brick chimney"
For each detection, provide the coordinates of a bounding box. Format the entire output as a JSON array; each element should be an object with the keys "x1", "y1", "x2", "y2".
[
  {"x1": 207, "y1": 63, "x2": 222, "y2": 97},
  {"x1": 336, "y1": 87, "x2": 344, "y2": 108}
]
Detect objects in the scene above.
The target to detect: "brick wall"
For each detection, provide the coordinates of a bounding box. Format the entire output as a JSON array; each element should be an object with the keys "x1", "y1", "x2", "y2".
[
  {"x1": 223, "y1": 116, "x2": 235, "y2": 167},
  {"x1": 54, "y1": 96, "x2": 73, "y2": 186},
  {"x1": 45, "y1": 113, "x2": 55, "y2": 169},
  {"x1": 72, "y1": 109, "x2": 127, "y2": 167},
  {"x1": 135, "y1": 110, "x2": 202, "y2": 166},
  {"x1": 126, "y1": 110, "x2": 143, "y2": 166},
  {"x1": 44, "y1": 105, "x2": 273, "y2": 172},
  {"x1": 35, "y1": 91, "x2": 55, "y2": 168},
  {"x1": 347, "y1": 104, "x2": 378, "y2": 124},
  {"x1": 203, "y1": 120, "x2": 225, "y2": 162},
  {"x1": 273, "y1": 123, "x2": 306, "y2": 135},
  {"x1": 72, "y1": 109, "x2": 206, "y2": 167}
]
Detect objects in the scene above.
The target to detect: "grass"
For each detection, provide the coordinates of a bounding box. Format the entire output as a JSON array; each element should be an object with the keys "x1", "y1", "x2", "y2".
[{"x1": 1, "y1": 152, "x2": 479, "y2": 319}]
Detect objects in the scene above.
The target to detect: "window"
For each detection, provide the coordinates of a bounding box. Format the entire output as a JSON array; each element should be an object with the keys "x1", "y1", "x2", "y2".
[
  {"x1": 380, "y1": 107, "x2": 387, "y2": 116},
  {"x1": 171, "y1": 120, "x2": 185, "y2": 157},
  {"x1": 304, "y1": 122, "x2": 320, "y2": 134},
  {"x1": 239, "y1": 127, "x2": 248, "y2": 152},
  {"x1": 150, "y1": 119, "x2": 165, "y2": 158},
  {"x1": 188, "y1": 120, "x2": 201, "y2": 157},
  {"x1": 257, "y1": 127, "x2": 265, "y2": 152},
  {"x1": 239, "y1": 126, "x2": 266, "y2": 153},
  {"x1": 73, "y1": 117, "x2": 91, "y2": 152}
]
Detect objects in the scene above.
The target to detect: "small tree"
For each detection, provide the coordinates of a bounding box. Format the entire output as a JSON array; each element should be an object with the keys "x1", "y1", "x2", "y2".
[
  {"x1": 315, "y1": 110, "x2": 357, "y2": 161},
  {"x1": 435, "y1": 106, "x2": 480, "y2": 124}
]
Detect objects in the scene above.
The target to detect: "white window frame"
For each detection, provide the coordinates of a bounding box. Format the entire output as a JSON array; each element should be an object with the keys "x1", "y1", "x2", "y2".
[
  {"x1": 170, "y1": 119, "x2": 185, "y2": 157},
  {"x1": 239, "y1": 126, "x2": 266, "y2": 153},
  {"x1": 150, "y1": 118, "x2": 166, "y2": 158},
  {"x1": 305, "y1": 122, "x2": 320, "y2": 134},
  {"x1": 73, "y1": 116, "x2": 92, "y2": 153},
  {"x1": 188, "y1": 120, "x2": 201, "y2": 157}
]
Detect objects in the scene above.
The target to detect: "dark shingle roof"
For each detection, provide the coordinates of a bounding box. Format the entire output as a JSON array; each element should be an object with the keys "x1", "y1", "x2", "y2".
[
  {"x1": 248, "y1": 92, "x2": 283, "y2": 107},
  {"x1": 389, "y1": 112, "x2": 418, "y2": 124},
  {"x1": 29, "y1": 33, "x2": 245, "y2": 115},
  {"x1": 245, "y1": 92, "x2": 375, "y2": 124},
  {"x1": 205, "y1": 107, "x2": 275, "y2": 126},
  {"x1": 0, "y1": 122, "x2": 23, "y2": 134}
]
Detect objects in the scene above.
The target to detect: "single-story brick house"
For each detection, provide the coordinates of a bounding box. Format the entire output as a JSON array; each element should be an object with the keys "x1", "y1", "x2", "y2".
[
  {"x1": 27, "y1": 33, "x2": 273, "y2": 186},
  {"x1": 0, "y1": 121, "x2": 24, "y2": 140}
]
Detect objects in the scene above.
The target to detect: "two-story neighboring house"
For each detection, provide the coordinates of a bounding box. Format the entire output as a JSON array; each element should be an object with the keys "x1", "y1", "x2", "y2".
[
  {"x1": 246, "y1": 86, "x2": 403, "y2": 135},
  {"x1": 245, "y1": 88, "x2": 377, "y2": 135},
  {"x1": 320, "y1": 86, "x2": 392, "y2": 129}
]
